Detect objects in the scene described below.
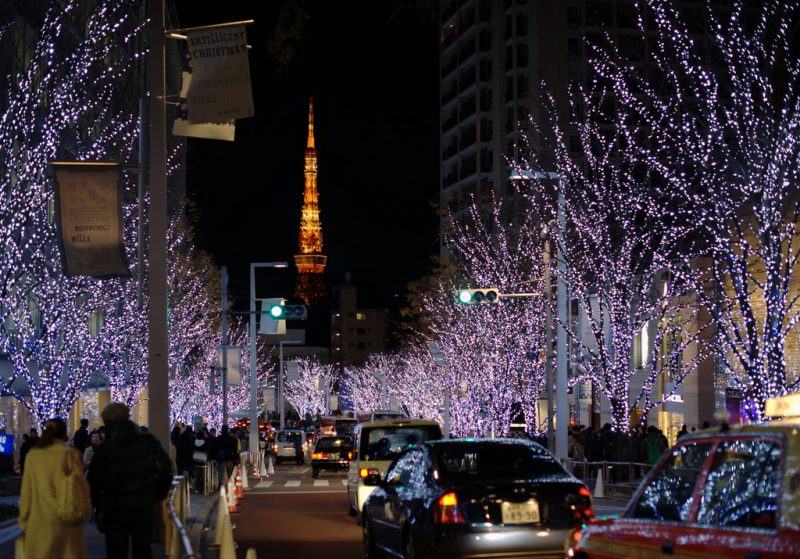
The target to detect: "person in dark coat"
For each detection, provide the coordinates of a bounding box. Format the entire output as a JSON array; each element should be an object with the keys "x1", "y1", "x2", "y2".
[
  {"x1": 19, "y1": 428, "x2": 38, "y2": 474},
  {"x1": 176, "y1": 426, "x2": 196, "y2": 482},
  {"x1": 72, "y1": 418, "x2": 90, "y2": 454},
  {"x1": 88, "y1": 403, "x2": 171, "y2": 559}
]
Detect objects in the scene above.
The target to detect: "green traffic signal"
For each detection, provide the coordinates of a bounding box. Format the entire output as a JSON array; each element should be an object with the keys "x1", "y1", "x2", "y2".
[
  {"x1": 458, "y1": 290, "x2": 473, "y2": 304},
  {"x1": 269, "y1": 304, "x2": 284, "y2": 318},
  {"x1": 456, "y1": 288, "x2": 500, "y2": 305},
  {"x1": 268, "y1": 303, "x2": 308, "y2": 320}
]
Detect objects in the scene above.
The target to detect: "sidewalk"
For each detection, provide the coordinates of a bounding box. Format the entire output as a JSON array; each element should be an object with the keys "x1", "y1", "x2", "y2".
[{"x1": 0, "y1": 489, "x2": 219, "y2": 558}]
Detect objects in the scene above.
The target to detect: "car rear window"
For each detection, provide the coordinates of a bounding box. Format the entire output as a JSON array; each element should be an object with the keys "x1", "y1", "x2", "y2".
[
  {"x1": 277, "y1": 431, "x2": 302, "y2": 443},
  {"x1": 360, "y1": 426, "x2": 441, "y2": 460},
  {"x1": 435, "y1": 443, "x2": 565, "y2": 480},
  {"x1": 316, "y1": 437, "x2": 352, "y2": 451}
]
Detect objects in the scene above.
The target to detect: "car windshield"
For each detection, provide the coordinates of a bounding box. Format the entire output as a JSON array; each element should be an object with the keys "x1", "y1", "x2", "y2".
[
  {"x1": 360, "y1": 426, "x2": 440, "y2": 460},
  {"x1": 316, "y1": 437, "x2": 352, "y2": 451},
  {"x1": 277, "y1": 431, "x2": 302, "y2": 443},
  {"x1": 434, "y1": 442, "x2": 566, "y2": 480}
]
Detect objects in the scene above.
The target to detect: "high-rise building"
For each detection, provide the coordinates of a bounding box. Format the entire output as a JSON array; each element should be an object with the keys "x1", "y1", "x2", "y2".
[{"x1": 294, "y1": 97, "x2": 328, "y2": 306}]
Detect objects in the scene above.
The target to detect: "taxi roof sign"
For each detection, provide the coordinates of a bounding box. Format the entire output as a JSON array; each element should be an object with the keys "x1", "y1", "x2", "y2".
[{"x1": 765, "y1": 392, "x2": 800, "y2": 419}]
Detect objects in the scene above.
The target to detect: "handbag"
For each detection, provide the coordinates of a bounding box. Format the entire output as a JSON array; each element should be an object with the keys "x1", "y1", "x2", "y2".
[{"x1": 55, "y1": 452, "x2": 92, "y2": 524}]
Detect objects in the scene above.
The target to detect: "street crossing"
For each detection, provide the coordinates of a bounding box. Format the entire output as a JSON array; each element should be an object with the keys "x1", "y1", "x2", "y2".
[{"x1": 255, "y1": 479, "x2": 348, "y2": 489}]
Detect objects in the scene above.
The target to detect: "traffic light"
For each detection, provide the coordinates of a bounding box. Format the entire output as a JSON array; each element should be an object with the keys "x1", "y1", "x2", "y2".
[
  {"x1": 268, "y1": 303, "x2": 308, "y2": 320},
  {"x1": 456, "y1": 288, "x2": 500, "y2": 305}
]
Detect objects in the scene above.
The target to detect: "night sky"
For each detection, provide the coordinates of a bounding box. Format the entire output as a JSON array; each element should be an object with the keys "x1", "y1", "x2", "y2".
[{"x1": 173, "y1": 2, "x2": 440, "y2": 310}]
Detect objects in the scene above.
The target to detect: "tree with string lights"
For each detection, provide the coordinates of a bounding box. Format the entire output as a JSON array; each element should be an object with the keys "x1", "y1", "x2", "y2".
[
  {"x1": 514, "y1": 53, "x2": 712, "y2": 430},
  {"x1": 591, "y1": 0, "x2": 800, "y2": 420},
  {"x1": 0, "y1": 1, "x2": 148, "y2": 423},
  {"x1": 340, "y1": 354, "x2": 393, "y2": 413},
  {"x1": 169, "y1": 317, "x2": 274, "y2": 428},
  {"x1": 284, "y1": 357, "x2": 335, "y2": 420},
  {"x1": 421, "y1": 196, "x2": 548, "y2": 437}
]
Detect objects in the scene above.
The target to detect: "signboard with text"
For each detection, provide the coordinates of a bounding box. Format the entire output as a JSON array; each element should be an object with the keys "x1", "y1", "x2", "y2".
[
  {"x1": 52, "y1": 163, "x2": 129, "y2": 277},
  {"x1": 186, "y1": 25, "x2": 254, "y2": 123}
]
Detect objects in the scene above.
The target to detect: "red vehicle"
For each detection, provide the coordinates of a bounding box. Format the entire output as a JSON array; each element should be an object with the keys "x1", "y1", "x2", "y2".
[{"x1": 568, "y1": 394, "x2": 800, "y2": 559}]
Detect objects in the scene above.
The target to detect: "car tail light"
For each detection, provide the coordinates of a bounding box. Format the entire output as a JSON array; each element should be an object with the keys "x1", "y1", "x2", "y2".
[
  {"x1": 569, "y1": 487, "x2": 594, "y2": 525},
  {"x1": 312, "y1": 452, "x2": 329, "y2": 460},
  {"x1": 347, "y1": 451, "x2": 353, "y2": 460},
  {"x1": 434, "y1": 492, "x2": 464, "y2": 524},
  {"x1": 359, "y1": 468, "x2": 380, "y2": 478},
  {"x1": 272, "y1": 444, "x2": 277, "y2": 452}
]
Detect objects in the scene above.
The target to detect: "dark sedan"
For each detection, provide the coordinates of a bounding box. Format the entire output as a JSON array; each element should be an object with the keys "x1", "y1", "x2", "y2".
[
  {"x1": 311, "y1": 436, "x2": 353, "y2": 479},
  {"x1": 362, "y1": 438, "x2": 593, "y2": 559}
]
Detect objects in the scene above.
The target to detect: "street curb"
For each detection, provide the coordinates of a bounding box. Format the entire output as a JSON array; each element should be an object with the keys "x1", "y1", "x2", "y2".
[{"x1": 191, "y1": 494, "x2": 219, "y2": 558}]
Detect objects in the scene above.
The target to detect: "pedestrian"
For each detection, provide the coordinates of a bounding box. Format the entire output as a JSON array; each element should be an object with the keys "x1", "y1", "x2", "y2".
[
  {"x1": 215, "y1": 426, "x2": 238, "y2": 487},
  {"x1": 18, "y1": 428, "x2": 38, "y2": 474},
  {"x1": 676, "y1": 424, "x2": 689, "y2": 440},
  {"x1": 18, "y1": 417, "x2": 89, "y2": 559},
  {"x1": 176, "y1": 425, "x2": 196, "y2": 481},
  {"x1": 644, "y1": 425, "x2": 667, "y2": 465},
  {"x1": 88, "y1": 402, "x2": 172, "y2": 559},
  {"x1": 72, "y1": 418, "x2": 90, "y2": 454},
  {"x1": 82, "y1": 429, "x2": 103, "y2": 474}
]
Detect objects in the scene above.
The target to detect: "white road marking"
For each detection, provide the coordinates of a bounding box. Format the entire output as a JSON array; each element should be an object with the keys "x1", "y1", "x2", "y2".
[
  {"x1": 341, "y1": 479, "x2": 348, "y2": 486},
  {"x1": 256, "y1": 480, "x2": 274, "y2": 488},
  {"x1": 285, "y1": 480, "x2": 301, "y2": 487},
  {"x1": 313, "y1": 480, "x2": 329, "y2": 487}
]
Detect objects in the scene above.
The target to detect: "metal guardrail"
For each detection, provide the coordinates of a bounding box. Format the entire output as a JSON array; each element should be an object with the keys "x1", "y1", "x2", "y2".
[
  {"x1": 194, "y1": 459, "x2": 220, "y2": 495},
  {"x1": 565, "y1": 459, "x2": 653, "y2": 493},
  {"x1": 166, "y1": 475, "x2": 195, "y2": 559}
]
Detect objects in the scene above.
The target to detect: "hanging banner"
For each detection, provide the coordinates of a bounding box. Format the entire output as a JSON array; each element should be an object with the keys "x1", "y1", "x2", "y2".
[
  {"x1": 173, "y1": 71, "x2": 235, "y2": 141},
  {"x1": 217, "y1": 345, "x2": 242, "y2": 386},
  {"x1": 286, "y1": 361, "x2": 300, "y2": 382},
  {"x1": 51, "y1": 162, "x2": 129, "y2": 277},
  {"x1": 186, "y1": 25, "x2": 254, "y2": 124}
]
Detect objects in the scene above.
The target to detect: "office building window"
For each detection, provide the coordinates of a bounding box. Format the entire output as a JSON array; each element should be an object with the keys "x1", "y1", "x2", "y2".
[
  {"x1": 567, "y1": 6, "x2": 580, "y2": 28},
  {"x1": 356, "y1": 312, "x2": 366, "y2": 320}
]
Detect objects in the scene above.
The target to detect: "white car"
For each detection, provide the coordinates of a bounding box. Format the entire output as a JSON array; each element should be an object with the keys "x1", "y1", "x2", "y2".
[
  {"x1": 272, "y1": 429, "x2": 308, "y2": 465},
  {"x1": 347, "y1": 418, "x2": 441, "y2": 521}
]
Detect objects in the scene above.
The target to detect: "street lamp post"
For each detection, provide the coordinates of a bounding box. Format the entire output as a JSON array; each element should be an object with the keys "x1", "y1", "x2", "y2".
[
  {"x1": 249, "y1": 262, "x2": 288, "y2": 453},
  {"x1": 510, "y1": 170, "x2": 569, "y2": 462}
]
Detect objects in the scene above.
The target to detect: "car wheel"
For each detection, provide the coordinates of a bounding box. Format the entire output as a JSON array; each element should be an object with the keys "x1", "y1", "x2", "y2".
[
  {"x1": 312, "y1": 468, "x2": 320, "y2": 479},
  {"x1": 362, "y1": 513, "x2": 377, "y2": 559}
]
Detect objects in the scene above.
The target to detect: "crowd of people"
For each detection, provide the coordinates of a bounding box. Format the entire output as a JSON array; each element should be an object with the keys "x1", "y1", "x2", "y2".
[
  {"x1": 14, "y1": 404, "x2": 250, "y2": 559},
  {"x1": 565, "y1": 421, "x2": 711, "y2": 477},
  {"x1": 170, "y1": 422, "x2": 244, "y2": 489}
]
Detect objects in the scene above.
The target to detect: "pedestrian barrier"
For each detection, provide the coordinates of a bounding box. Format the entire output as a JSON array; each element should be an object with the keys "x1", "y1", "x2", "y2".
[
  {"x1": 565, "y1": 459, "x2": 651, "y2": 497},
  {"x1": 166, "y1": 475, "x2": 196, "y2": 559},
  {"x1": 193, "y1": 459, "x2": 220, "y2": 495}
]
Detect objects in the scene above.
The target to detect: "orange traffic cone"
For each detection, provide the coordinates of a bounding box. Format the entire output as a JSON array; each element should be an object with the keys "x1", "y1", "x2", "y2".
[
  {"x1": 227, "y1": 476, "x2": 238, "y2": 514},
  {"x1": 235, "y1": 468, "x2": 244, "y2": 499}
]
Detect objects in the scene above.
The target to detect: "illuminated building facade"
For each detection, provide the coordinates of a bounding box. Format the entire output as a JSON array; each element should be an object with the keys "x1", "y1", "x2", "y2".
[{"x1": 294, "y1": 98, "x2": 328, "y2": 305}]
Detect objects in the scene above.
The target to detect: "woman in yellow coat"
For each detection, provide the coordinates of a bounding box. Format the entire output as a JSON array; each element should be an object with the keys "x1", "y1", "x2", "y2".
[{"x1": 18, "y1": 417, "x2": 88, "y2": 559}]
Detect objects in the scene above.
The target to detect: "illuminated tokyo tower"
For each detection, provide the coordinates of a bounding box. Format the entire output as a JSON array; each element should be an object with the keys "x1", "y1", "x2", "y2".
[{"x1": 294, "y1": 98, "x2": 327, "y2": 305}]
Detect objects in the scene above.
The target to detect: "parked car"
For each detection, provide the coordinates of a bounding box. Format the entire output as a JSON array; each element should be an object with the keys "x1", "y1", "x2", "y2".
[
  {"x1": 362, "y1": 438, "x2": 593, "y2": 559},
  {"x1": 311, "y1": 436, "x2": 353, "y2": 478},
  {"x1": 568, "y1": 393, "x2": 800, "y2": 559},
  {"x1": 348, "y1": 418, "x2": 442, "y2": 519},
  {"x1": 273, "y1": 428, "x2": 308, "y2": 465}
]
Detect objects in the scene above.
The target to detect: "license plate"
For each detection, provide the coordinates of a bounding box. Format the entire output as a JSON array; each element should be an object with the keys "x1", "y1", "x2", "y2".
[{"x1": 501, "y1": 500, "x2": 540, "y2": 524}]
